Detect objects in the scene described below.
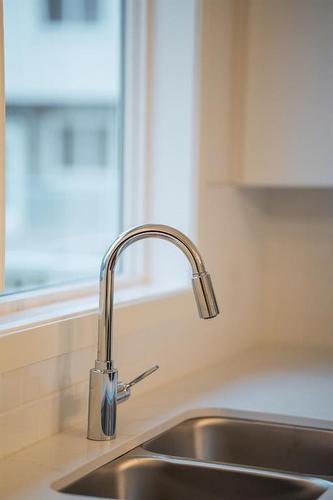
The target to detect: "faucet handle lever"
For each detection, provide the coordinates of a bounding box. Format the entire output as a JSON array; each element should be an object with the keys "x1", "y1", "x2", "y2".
[
  {"x1": 127, "y1": 364, "x2": 159, "y2": 388},
  {"x1": 117, "y1": 365, "x2": 159, "y2": 404}
]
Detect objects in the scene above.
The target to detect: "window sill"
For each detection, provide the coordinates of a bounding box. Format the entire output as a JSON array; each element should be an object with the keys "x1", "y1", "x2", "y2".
[
  {"x1": 0, "y1": 281, "x2": 195, "y2": 373},
  {"x1": 0, "y1": 279, "x2": 191, "y2": 334}
]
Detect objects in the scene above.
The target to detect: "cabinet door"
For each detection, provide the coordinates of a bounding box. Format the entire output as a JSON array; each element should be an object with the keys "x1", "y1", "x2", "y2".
[{"x1": 234, "y1": 0, "x2": 333, "y2": 186}]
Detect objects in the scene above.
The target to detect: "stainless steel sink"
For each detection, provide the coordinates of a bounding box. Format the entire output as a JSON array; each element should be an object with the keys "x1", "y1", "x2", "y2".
[
  {"x1": 61, "y1": 453, "x2": 329, "y2": 500},
  {"x1": 59, "y1": 415, "x2": 333, "y2": 499},
  {"x1": 144, "y1": 417, "x2": 333, "y2": 480}
]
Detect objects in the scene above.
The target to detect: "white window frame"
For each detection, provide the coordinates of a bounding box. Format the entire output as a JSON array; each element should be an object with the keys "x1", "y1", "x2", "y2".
[{"x1": 0, "y1": 0, "x2": 200, "y2": 333}]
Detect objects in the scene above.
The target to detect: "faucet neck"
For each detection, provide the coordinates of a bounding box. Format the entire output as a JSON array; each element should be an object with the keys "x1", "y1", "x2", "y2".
[{"x1": 96, "y1": 224, "x2": 208, "y2": 365}]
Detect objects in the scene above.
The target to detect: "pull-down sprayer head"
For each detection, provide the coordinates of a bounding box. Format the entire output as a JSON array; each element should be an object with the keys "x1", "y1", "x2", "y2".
[{"x1": 192, "y1": 271, "x2": 219, "y2": 319}]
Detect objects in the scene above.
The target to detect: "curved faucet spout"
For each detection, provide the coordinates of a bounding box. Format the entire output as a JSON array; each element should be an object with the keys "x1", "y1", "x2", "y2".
[
  {"x1": 97, "y1": 224, "x2": 219, "y2": 366},
  {"x1": 88, "y1": 224, "x2": 220, "y2": 440}
]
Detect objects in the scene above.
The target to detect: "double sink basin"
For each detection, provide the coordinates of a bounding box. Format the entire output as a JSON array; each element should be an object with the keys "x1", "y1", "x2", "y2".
[{"x1": 60, "y1": 415, "x2": 333, "y2": 499}]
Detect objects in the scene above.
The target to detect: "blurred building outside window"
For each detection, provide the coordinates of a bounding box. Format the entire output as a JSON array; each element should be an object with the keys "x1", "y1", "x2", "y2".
[{"x1": 3, "y1": 0, "x2": 124, "y2": 293}]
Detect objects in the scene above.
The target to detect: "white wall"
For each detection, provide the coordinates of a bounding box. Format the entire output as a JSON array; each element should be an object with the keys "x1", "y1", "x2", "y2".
[
  {"x1": 259, "y1": 189, "x2": 333, "y2": 349},
  {"x1": 200, "y1": 186, "x2": 267, "y2": 354}
]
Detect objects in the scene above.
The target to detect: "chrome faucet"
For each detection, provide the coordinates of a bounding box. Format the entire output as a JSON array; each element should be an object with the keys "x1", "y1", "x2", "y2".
[{"x1": 87, "y1": 224, "x2": 219, "y2": 440}]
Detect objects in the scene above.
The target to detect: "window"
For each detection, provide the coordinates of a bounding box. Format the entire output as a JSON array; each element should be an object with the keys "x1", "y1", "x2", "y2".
[
  {"x1": 0, "y1": 0, "x2": 198, "y2": 319},
  {"x1": 3, "y1": 0, "x2": 124, "y2": 293},
  {"x1": 47, "y1": 0, "x2": 100, "y2": 23}
]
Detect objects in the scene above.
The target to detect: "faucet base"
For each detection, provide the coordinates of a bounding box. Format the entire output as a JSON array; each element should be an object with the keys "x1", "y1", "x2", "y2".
[{"x1": 87, "y1": 366, "x2": 118, "y2": 441}]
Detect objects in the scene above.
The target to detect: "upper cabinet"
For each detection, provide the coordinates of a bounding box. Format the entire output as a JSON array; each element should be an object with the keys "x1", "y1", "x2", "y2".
[{"x1": 231, "y1": 0, "x2": 333, "y2": 187}]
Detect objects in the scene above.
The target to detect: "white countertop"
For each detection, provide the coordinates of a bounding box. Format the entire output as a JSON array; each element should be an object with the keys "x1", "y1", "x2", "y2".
[{"x1": 1, "y1": 345, "x2": 333, "y2": 500}]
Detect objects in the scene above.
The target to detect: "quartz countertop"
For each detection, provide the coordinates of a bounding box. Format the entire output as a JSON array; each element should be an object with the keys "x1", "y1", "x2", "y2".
[{"x1": 1, "y1": 344, "x2": 333, "y2": 500}]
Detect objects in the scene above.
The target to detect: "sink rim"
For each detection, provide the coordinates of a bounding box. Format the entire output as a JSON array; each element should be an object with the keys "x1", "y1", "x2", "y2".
[
  {"x1": 143, "y1": 414, "x2": 333, "y2": 446},
  {"x1": 142, "y1": 415, "x2": 333, "y2": 478},
  {"x1": 52, "y1": 407, "x2": 333, "y2": 495}
]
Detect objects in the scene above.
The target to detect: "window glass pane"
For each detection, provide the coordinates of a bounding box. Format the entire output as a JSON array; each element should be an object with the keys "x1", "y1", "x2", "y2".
[{"x1": 3, "y1": 0, "x2": 124, "y2": 293}]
